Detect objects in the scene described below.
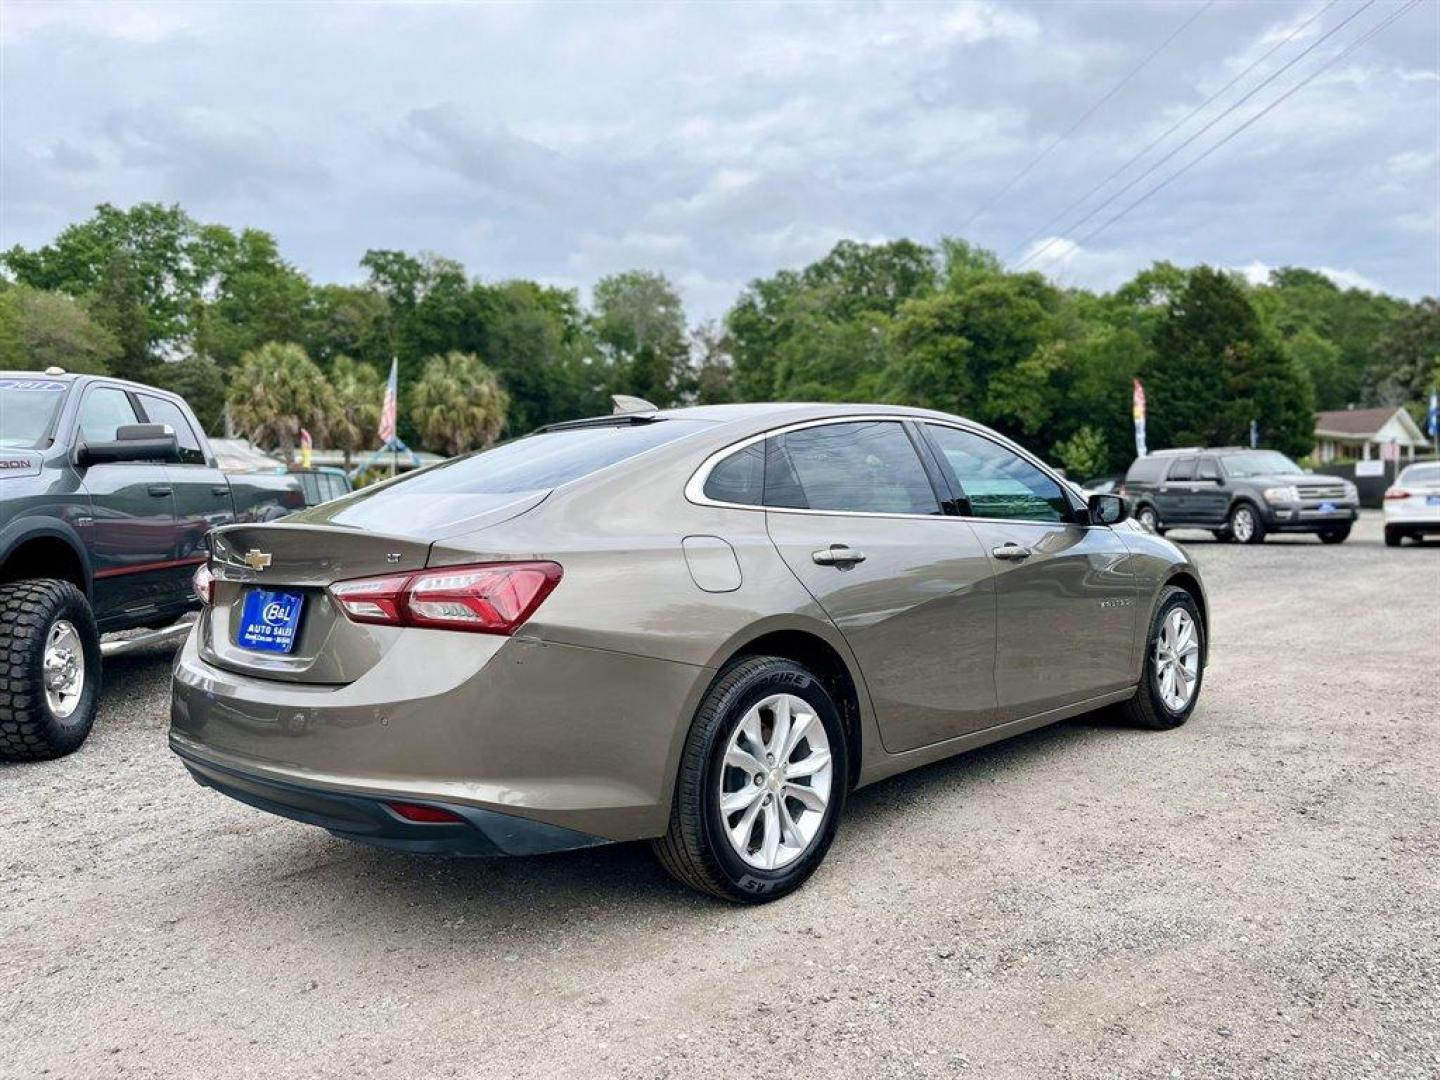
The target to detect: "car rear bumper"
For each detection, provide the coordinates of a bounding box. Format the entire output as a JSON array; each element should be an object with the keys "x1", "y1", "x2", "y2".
[
  {"x1": 173, "y1": 743, "x2": 610, "y2": 856},
  {"x1": 169, "y1": 625, "x2": 708, "y2": 845}
]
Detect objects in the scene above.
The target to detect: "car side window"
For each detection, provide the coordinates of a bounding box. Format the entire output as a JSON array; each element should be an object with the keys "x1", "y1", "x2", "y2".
[
  {"x1": 1167, "y1": 457, "x2": 1196, "y2": 481},
  {"x1": 138, "y1": 394, "x2": 206, "y2": 465},
  {"x1": 77, "y1": 387, "x2": 139, "y2": 444},
  {"x1": 702, "y1": 442, "x2": 765, "y2": 506},
  {"x1": 1195, "y1": 457, "x2": 1220, "y2": 482},
  {"x1": 765, "y1": 421, "x2": 940, "y2": 515},
  {"x1": 923, "y1": 424, "x2": 1069, "y2": 522}
]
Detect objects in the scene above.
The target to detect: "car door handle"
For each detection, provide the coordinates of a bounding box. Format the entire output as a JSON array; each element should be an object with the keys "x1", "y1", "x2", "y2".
[
  {"x1": 991, "y1": 543, "x2": 1031, "y2": 561},
  {"x1": 812, "y1": 545, "x2": 866, "y2": 567},
  {"x1": 147, "y1": 484, "x2": 172, "y2": 497},
  {"x1": 211, "y1": 484, "x2": 230, "y2": 496}
]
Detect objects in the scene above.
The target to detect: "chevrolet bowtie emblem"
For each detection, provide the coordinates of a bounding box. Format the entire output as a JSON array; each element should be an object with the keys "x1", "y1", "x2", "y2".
[{"x1": 243, "y1": 549, "x2": 272, "y2": 571}]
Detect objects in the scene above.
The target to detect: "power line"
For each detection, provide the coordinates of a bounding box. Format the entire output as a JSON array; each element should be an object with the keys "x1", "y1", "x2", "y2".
[
  {"x1": 1016, "y1": 0, "x2": 1377, "y2": 272},
  {"x1": 1003, "y1": 0, "x2": 1342, "y2": 268},
  {"x1": 959, "y1": 0, "x2": 1214, "y2": 232},
  {"x1": 1046, "y1": 0, "x2": 1422, "y2": 267}
]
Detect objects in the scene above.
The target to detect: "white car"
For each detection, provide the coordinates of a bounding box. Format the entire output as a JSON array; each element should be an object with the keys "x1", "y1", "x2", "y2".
[{"x1": 1384, "y1": 462, "x2": 1440, "y2": 546}]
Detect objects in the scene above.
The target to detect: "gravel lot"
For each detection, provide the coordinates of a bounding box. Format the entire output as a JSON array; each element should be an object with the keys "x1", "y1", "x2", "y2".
[{"x1": 3, "y1": 512, "x2": 1436, "y2": 1080}]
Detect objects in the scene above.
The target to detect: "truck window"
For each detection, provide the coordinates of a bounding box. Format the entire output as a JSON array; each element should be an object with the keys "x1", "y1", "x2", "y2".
[
  {"x1": 1166, "y1": 457, "x2": 1196, "y2": 481},
  {"x1": 1196, "y1": 457, "x2": 1220, "y2": 481},
  {"x1": 0, "y1": 378, "x2": 69, "y2": 449},
  {"x1": 138, "y1": 394, "x2": 206, "y2": 465},
  {"x1": 77, "y1": 387, "x2": 139, "y2": 444}
]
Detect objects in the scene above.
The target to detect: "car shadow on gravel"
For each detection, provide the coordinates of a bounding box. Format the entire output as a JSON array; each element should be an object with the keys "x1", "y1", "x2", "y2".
[{"x1": 216, "y1": 713, "x2": 1121, "y2": 929}]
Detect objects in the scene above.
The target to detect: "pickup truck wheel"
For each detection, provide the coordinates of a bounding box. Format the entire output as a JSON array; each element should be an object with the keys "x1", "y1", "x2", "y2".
[{"x1": 0, "y1": 580, "x2": 102, "y2": 761}]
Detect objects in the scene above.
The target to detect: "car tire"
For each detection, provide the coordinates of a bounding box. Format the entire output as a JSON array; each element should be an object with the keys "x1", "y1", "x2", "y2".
[
  {"x1": 1229, "y1": 502, "x2": 1266, "y2": 545},
  {"x1": 1318, "y1": 526, "x2": 1350, "y2": 544},
  {"x1": 1384, "y1": 526, "x2": 1402, "y2": 547},
  {"x1": 1136, "y1": 505, "x2": 1163, "y2": 534},
  {"x1": 0, "y1": 580, "x2": 103, "y2": 762},
  {"x1": 1117, "y1": 585, "x2": 1205, "y2": 731},
  {"x1": 653, "y1": 655, "x2": 848, "y2": 903}
]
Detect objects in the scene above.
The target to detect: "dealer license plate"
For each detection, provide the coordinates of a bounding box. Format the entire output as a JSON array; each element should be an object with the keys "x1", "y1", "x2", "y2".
[{"x1": 238, "y1": 589, "x2": 304, "y2": 654}]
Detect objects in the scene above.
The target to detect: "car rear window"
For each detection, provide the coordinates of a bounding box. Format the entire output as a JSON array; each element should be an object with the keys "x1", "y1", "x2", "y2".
[
  {"x1": 369, "y1": 419, "x2": 709, "y2": 497},
  {"x1": 1400, "y1": 464, "x2": 1440, "y2": 486},
  {"x1": 1125, "y1": 456, "x2": 1167, "y2": 483}
]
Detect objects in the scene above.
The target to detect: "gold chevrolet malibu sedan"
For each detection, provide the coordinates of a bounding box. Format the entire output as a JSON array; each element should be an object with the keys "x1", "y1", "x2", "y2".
[{"x1": 170, "y1": 404, "x2": 1208, "y2": 902}]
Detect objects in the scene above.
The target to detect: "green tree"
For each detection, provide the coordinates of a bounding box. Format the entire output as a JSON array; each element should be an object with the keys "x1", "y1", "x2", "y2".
[
  {"x1": 0, "y1": 285, "x2": 120, "y2": 374},
  {"x1": 592, "y1": 270, "x2": 689, "y2": 406},
  {"x1": 409, "y1": 351, "x2": 509, "y2": 455},
  {"x1": 328, "y1": 355, "x2": 384, "y2": 462},
  {"x1": 1053, "y1": 425, "x2": 1110, "y2": 479},
  {"x1": 152, "y1": 356, "x2": 227, "y2": 434},
  {"x1": 227, "y1": 342, "x2": 338, "y2": 454},
  {"x1": 690, "y1": 320, "x2": 735, "y2": 404},
  {"x1": 1370, "y1": 298, "x2": 1440, "y2": 407},
  {"x1": 195, "y1": 229, "x2": 313, "y2": 369}
]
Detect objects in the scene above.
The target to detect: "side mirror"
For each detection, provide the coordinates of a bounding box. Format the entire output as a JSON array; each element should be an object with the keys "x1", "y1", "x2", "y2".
[
  {"x1": 76, "y1": 423, "x2": 180, "y2": 466},
  {"x1": 1088, "y1": 492, "x2": 1128, "y2": 526}
]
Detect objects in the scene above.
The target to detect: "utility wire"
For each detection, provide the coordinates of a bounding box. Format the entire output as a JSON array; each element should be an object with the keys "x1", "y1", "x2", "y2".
[
  {"x1": 1043, "y1": 0, "x2": 1421, "y2": 268},
  {"x1": 959, "y1": 0, "x2": 1214, "y2": 232},
  {"x1": 1016, "y1": 0, "x2": 1376, "y2": 272},
  {"x1": 1004, "y1": 0, "x2": 1341, "y2": 267}
]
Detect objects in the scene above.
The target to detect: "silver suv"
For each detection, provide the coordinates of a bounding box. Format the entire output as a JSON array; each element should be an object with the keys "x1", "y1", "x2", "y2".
[{"x1": 1122, "y1": 448, "x2": 1358, "y2": 544}]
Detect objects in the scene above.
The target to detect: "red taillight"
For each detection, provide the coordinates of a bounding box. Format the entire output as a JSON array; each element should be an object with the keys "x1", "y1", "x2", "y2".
[
  {"x1": 193, "y1": 562, "x2": 214, "y2": 605},
  {"x1": 1384, "y1": 488, "x2": 1410, "y2": 501},
  {"x1": 385, "y1": 801, "x2": 466, "y2": 824},
  {"x1": 328, "y1": 561, "x2": 562, "y2": 635}
]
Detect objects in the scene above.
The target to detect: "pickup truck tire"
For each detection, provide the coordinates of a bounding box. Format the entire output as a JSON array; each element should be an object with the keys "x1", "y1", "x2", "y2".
[{"x1": 0, "y1": 580, "x2": 102, "y2": 761}]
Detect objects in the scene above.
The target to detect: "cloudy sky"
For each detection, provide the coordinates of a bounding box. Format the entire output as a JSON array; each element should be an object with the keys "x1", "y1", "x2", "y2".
[{"x1": 2, "y1": 0, "x2": 1436, "y2": 318}]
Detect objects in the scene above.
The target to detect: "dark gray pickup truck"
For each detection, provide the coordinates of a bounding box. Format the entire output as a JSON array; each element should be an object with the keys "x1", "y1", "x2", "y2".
[{"x1": 1, "y1": 370, "x2": 304, "y2": 760}]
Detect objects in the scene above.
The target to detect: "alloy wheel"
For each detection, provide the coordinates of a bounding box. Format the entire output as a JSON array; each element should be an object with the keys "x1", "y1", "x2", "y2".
[
  {"x1": 717, "y1": 692, "x2": 833, "y2": 871},
  {"x1": 1154, "y1": 608, "x2": 1200, "y2": 712},
  {"x1": 43, "y1": 619, "x2": 86, "y2": 720},
  {"x1": 1232, "y1": 507, "x2": 1255, "y2": 543}
]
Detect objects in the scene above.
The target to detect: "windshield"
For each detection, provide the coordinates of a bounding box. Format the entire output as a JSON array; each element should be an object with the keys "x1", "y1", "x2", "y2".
[
  {"x1": 1221, "y1": 451, "x2": 1303, "y2": 478},
  {"x1": 0, "y1": 378, "x2": 70, "y2": 449}
]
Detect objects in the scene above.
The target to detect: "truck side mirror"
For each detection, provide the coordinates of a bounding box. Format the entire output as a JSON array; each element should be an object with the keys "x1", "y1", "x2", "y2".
[{"x1": 76, "y1": 424, "x2": 180, "y2": 466}]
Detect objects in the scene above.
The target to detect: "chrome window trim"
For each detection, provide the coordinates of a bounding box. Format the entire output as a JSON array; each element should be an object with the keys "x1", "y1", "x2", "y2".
[{"x1": 684, "y1": 413, "x2": 1103, "y2": 529}]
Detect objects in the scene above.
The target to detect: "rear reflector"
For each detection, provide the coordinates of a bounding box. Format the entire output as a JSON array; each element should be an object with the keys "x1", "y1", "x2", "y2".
[
  {"x1": 386, "y1": 801, "x2": 467, "y2": 824},
  {"x1": 329, "y1": 561, "x2": 562, "y2": 635}
]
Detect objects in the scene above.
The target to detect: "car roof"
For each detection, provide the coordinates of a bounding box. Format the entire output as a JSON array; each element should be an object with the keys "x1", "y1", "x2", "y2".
[
  {"x1": 0, "y1": 370, "x2": 181, "y2": 397},
  {"x1": 579, "y1": 401, "x2": 982, "y2": 428}
]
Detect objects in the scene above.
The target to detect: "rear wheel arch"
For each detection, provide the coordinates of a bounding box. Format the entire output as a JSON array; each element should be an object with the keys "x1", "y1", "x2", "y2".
[{"x1": 716, "y1": 627, "x2": 864, "y2": 792}]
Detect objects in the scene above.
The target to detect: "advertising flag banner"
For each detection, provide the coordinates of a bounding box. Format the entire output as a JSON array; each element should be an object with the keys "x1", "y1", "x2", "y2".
[
  {"x1": 1132, "y1": 379, "x2": 1147, "y2": 457},
  {"x1": 1428, "y1": 388, "x2": 1438, "y2": 439},
  {"x1": 1249, "y1": 418, "x2": 1259, "y2": 449},
  {"x1": 378, "y1": 358, "x2": 398, "y2": 445},
  {"x1": 299, "y1": 428, "x2": 312, "y2": 468}
]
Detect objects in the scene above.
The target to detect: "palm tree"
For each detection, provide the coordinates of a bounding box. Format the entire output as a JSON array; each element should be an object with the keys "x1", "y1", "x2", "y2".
[
  {"x1": 328, "y1": 354, "x2": 383, "y2": 465},
  {"x1": 410, "y1": 351, "x2": 509, "y2": 456},
  {"x1": 227, "y1": 341, "x2": 338, "y2": 454}
]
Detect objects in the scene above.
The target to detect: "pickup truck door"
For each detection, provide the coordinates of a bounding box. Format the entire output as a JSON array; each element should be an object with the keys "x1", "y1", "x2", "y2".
[
  {"x1": 73, "y1": 384, "x2": 179, "y2": 624},
  {"x1": 137, "y1": 393, "x2": 234, "y2": 600}
]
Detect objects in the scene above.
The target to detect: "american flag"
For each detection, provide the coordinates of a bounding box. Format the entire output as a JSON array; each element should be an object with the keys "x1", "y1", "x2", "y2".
[{"x1": 378, "y1": 357, "x2": 398, "y2": 444}]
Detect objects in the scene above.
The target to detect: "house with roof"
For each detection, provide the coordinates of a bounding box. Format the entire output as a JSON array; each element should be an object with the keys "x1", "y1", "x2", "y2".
[{"x1": 1312, "y1": 406, "x2": 1427, "y2": 463}]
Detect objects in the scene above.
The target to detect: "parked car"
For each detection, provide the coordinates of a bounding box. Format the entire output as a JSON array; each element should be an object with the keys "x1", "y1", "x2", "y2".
[
  {"x1": 1383, "y1": 462, "x2": 1440, "y2": 546},
  {"x1": 1122, "y1": 447, "x2": 1358, "y2": 544},
  {"x1": 1081, "y1": 474, "x2": 1124, "y2": 496},
  {"x1": 170, "y1": 403, "x2": 1208, "y2": 902},
  {"x1": 0, "y1": 369, "x2": 304, "y2": 761}
]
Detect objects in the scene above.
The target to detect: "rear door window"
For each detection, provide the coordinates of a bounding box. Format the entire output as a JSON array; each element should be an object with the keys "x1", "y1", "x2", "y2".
[
  {"x1": 1196, "y1": 457, "x2": 1220, "y2": 482},
  {"x1": 1167, "y1": 457, "x2": 1196, "y2": 481},
  {"x1": 765, "y1": 421, "x2": 940, "y2": 515},
  {"x1": 702, "y1": 442, "x2": 765, "y2": 505}
]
